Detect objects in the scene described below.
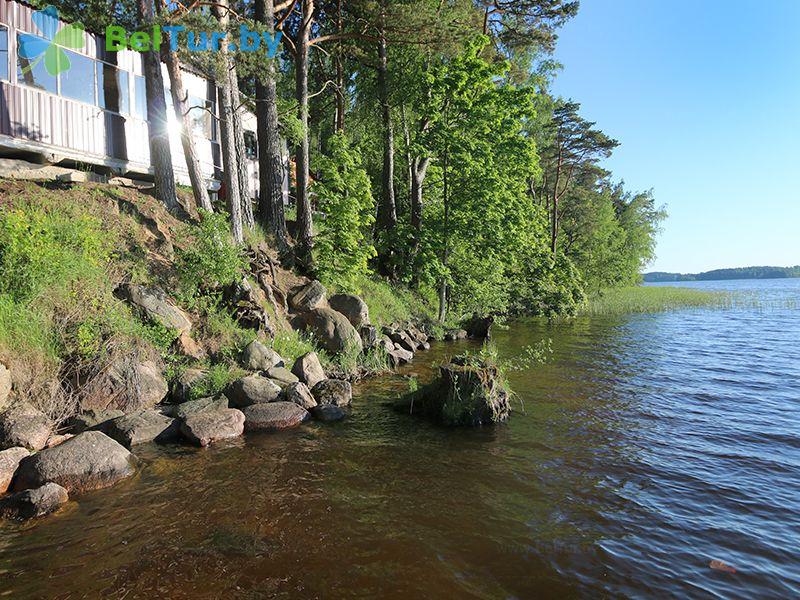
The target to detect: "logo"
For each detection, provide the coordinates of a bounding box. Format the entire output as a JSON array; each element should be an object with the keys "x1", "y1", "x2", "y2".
[
  {"x1": 18, "y1": 5, "x2": 85, "y2": 76},
  {"x1": 105, "y1": 24, "x2": 282, "y2": 57}
]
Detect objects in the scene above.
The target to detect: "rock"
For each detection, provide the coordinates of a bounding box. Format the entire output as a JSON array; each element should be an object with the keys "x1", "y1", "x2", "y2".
[
  {"x1": 12, "y1": 431, "x2": 135, "y2": 494},
  {"x1": 0, "y1": 404, "x2": 51, "y2": 451},
  {"x1": 266, "y1": 366, "x2": 299, "y2": 387},
  {"x1": 0, "y1": 363, "x2": 11, "y2": 412},
  {"x1": 0, "y1": 483, "x2": 68, "y2": 520},
  {"x1": 91, "y1": 359, "x2": 167, "y2": 412},
  {"x1": 171, "y1": 396, "x2": 228, "y2": 420},
  {"x1": 311, "y1": 379, "x2": 352, "y2": 408},
  {"x1": 283, "y1": 382, "x2": 317, "y2": 410},
  {"x1": 289, "y1": 280, "x2": 326, "y2": 312},
  {"x1": 419, "y1": 341, "x2": 431, "y2": 351},
  {"x1": 225, "y1": 279, "x2": 274, "y2": 335},
  {"x1": 224, "y1": 375, "x2": 282, "y2": 408},
  {"x1": 387, "y1": 346, "x2": 414, "y2": 367},
  {"x1": 65, "y1": 409, "x2": 125, "y2": 434},
  {"x1": 444, "y1": 329, "x2": 468, "y2": 341},
  {"x1": 242, "y1": 340, "x2": 284, "y2": 371},
  {"x1": 388, "y1": 330, "x2": 418, "y2": 352},
  {"x1": 132, "y1": 361, "x2": 169, "y2": 408},
  {"x1": 376, "y1": 335, "x2": 395, "y2": 352},
  {"x1": 180, "y1": 408, "x2": 245, "y2": 447},
  {"x1": 104, "y1": 410, "x2": 180, "y2": 448},
  {"x1": 291, "y1": 352, "x2": 326, "y2": 389},
  {"x1": 45, "y1": 434, "x2": 73, "y2": 448},
  {"x1": 242, "y1": 402, "x2": 310, "y2": 432},
  {"x1": 359, "y1": 325, "x2": 378, "y2": 349},
  {"x1": 173, "y1": 332, "x2": 207, "y2": 361},
  {"x1": 0, "y1": 447, "x2": 29, "y2": 494},
  {"x1": 463, "y1": 314, "x2": 493, "y2": 340},
  {"x1": 172, "y1": 368, "x2": 208, "y2": 404},
  {"x1": 407, "y1": 326, "x2": 429, "y2": 345},
  {"x1": 311, "y1": 404, "x2": 346, "y2": 422},
  {"x1": 115, "y1": 283, "x2": 192, "y2": 334},
  {"x1": 292, "y1": 308, "x2": 363, "y2": 355},
  {"x1": 328, "y1": 294, "x2": 370, "y2": 328}
]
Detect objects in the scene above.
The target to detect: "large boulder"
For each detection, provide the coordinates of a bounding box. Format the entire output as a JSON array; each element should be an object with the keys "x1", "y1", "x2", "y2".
[
  {"x1": 311, "y1": 379, "x2": 352, "y2": 407},
  {"x1": 292, "y1": 308, "x2": 363, "y2": 355},
  {"x1": 0, "y1": 483, "x2": 68, "y2": 520},
  {"x1": 242, "y1": 402, "x2": 310, "y2": 432},
  {"x1": 241, "y1": 340, "x2": 284, "y2": 371},
  {"x1": 291, "y1": 352, "x2": 326, "y2": 389},
  {"x1": 224, "y1": 375, "x2": 282, "y2": 408},
  {"x1": 0, "y1": 363, "x2": 11, "y2": 412},
  {"x1": 171, "y1": 396, "x2": 228, "y2": 420},
  {"x1": 180, "y1": 408, "x2": 245, "y2": 447},
  {"x1": 0, "y1": 404, "x2": 51, "y2": 451},
  {"x1": 289, "y1": 280, "x2": 327, "y2": 312},
  {"x1": 283, "y1": 382, "x2": 317, "y2": 410},
  {"x1": 171, "y1": 368, "x2": 208, "y2": 404},
  {"x1": 65, "y1": 409, "x2": 125, "y2": 434},
  {"x1": 104, "y1": 410, "x2": 180, "y2": 448},
  {"x1": 115, "y1": 283, "x2": 192, "y2": 333},
  {"x1": 0, "y1": 447, "x2": 29, "y2": 494},
  {"x1": 311, "y1": 404, "x2": 346, "y2": 422},
  {"x1": 328, "y1": 294, "x2": 370, "y2": 328},
  {"x1": 12, "y1": 431, "x2": 135, "y2": 494},
  {"x1": 83, "y1": 360, "x2": 168, "y2": 412},
  {"x1": 463, "y1": 314, "x2": 494, "y2": 340}
]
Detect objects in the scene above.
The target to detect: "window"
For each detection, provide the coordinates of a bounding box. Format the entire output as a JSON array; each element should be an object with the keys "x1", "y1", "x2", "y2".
[
  {"x1": 0, "y1": 27, "x2": 8, "y2": 81},
  {"x1": 17, "y1": 33, "x2": 56, "y2": 94},
  {"x1": 97, "y1": 62, "x2": 129, "y2": 114},
  {"x1": 60, "y1": 49, "x2": 95, "y2": 104},
  {"x1": 187, "y1": 95, "x2": 214, "y2": 140},
  {"x1": 133, "y1": 75, "x2": 147, "y2": 120},
  {"x1": 244, "y1": 130, "x2": 257, "y2": 160}
]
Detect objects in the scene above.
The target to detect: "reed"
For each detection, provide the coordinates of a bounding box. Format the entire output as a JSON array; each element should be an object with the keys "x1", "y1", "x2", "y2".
[{"x1": 582, "y1": 286, "x2": 730, "y2": 315}]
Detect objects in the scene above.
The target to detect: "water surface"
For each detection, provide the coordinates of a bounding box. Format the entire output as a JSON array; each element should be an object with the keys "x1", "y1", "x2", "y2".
[{"x1": 1, "y1": 279, "x2": 799, "y2": 598}]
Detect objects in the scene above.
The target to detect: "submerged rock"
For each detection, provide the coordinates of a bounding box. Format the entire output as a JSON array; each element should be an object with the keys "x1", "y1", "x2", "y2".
[
  {"x1": 311, "y1": 379, "x2": 352, "y2": 408},
  {"x1": 12, "y1": 431, "x2": 135, "y2": 494},
  {"x1": 225, "y1": 375, "x2": 282, "y2": 408},
  {"x1": 292, "y1": 308, "x2": 363, "y2": 355},
  {"x1": 241, "y1": 340, "x2": 284, "y2": 371},
  {"x1": 0, "y1": 447, "x2": 29, "y2": 494},
  {"x1": 180, "y1": 408, "x2": 245, "y2": 447},
  {"x1": 311, "y1": 404, "x2": 346, "y2": 422},
  {"x1": 104, "y1": 410, "x2": 180, "y2": 448},
  {"x1": 0, "y1": 404, "x2": 51, "y2": 451},
  {"x1": 242, "y1": 402, "x2": 310, "y2": 432},
  {"x1": 328, "y1": 293, "x2": 370, "y2": 328},
  {"x1": 283, "y1": 382, "x2": 317, "y2": 410},
  {"x1": 0, "y1": 483, "x2": 68, "y2": 520},
  {"x1": 289, "y1": 280, "x2": 327, "y2": 312},
  {"x1": 291, "y1": 352, "x2": 326, "y2": 389}
]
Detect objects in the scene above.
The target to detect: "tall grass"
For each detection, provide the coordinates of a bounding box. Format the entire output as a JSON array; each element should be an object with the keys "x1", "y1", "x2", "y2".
[{"x1": 582, "y1": 286, "x2": 730, "y2": 316}]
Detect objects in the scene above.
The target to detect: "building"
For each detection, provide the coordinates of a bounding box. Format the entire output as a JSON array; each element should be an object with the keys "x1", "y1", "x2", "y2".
[{"x1": 0, "y1": 0, "x2": 285, "y2": 200}]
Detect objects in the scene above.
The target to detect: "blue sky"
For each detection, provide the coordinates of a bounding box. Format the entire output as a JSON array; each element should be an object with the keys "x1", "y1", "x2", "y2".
[{"x1": 550, "y1": 0, "x2": 800, "y2": 273}]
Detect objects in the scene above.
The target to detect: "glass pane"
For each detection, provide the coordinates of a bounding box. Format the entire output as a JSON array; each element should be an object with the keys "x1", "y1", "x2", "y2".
[
  {"x1": 244, "y1": 131, "x2": 257, "y2": 159},
  {"x1": 187, "y1": 95, "x2": 212, "y2": 140},
  {"x1": 0, "y1": 27, "x2": 8, "y2": 81},
  {"x1": 16, "y1": 33, "x2": 56, "y2": 94},
  {"x1": 60, "y1": 49, "x2": 95, "y2": 104},
  {"x1": 133, "y1": 75, "x2": 147, "y2": 120},
  {"x1": 97, "y1": 63, "x2": 129, "y2": 114}
]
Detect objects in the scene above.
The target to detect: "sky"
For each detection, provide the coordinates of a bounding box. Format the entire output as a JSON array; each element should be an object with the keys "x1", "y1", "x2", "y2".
[{"x1": 550, "y1": 0, "x2": 800, "y2": 273}]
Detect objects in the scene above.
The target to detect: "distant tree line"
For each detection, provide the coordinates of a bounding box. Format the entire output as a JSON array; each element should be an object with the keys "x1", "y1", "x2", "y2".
[{"x1": 644, "y1": 266, "x2": 800, "y2": 282}]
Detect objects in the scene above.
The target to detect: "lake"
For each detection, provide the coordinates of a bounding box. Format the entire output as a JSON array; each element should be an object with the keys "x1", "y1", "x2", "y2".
[{"x1": 1, "y1": 278, "x2": 798, "y2": 598}]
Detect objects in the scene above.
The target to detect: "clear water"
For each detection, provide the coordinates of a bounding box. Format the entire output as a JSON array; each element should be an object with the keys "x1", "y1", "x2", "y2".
[{"x1": 1, "y1": 279, "x2": 798, "y2": 599}]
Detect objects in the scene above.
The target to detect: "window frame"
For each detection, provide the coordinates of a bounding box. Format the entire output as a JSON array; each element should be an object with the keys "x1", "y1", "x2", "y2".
[{"x1": 0, "y1": 25, "x2": 8, "y2": 82}]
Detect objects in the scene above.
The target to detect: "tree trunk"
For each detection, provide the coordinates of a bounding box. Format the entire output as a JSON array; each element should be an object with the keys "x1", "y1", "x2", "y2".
[
  {"x1": 334, "y1": 0, "x2": 345, "y2": 133},
  {"x1": 376, "y1": 26, "x2": 396, "y2": 231},
  {"x1": 157, "y1": 0, "x2": 212, "y2": 213},
  {"x1": 438, "y1": 150, "x2": 449, "y2": 324},
  {"x1": 294, "y1": 0, "x2": 314, "y2": 268},
  {"x1": 136, "y1": 0, "x2": 178, "y2": 212},
  {"x1": 229, "y1": 71, "x2": 254, "y2": 228},
  {"x1": 213, "y1": 0, "x2": 243, "y2": 243},
  {"x1": 551, "y1": 152, "x2": 562, "y2": 253},
  {"x1": 255, "y1": 0, "x2": 289, "y2": 250}
]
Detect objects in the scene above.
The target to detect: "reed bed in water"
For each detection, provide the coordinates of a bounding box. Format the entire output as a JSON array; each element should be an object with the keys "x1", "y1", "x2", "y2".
[{"x1": 582, "y1": 286, "x2": 731, "y2": 315}]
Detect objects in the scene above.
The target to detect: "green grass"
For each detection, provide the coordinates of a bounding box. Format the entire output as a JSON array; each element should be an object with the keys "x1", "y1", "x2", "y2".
[
  {"x1": 349, "y1": 276, "x2": 437, "y2": 327},
  {"x1": 581, "y1": 285, "x2": 730, "y2": 316}
]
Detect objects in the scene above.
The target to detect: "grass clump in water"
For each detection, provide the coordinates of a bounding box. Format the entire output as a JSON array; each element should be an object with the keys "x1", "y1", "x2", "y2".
[{"x1": 582, "y1": 285, "x2": 730, "y2": 315}]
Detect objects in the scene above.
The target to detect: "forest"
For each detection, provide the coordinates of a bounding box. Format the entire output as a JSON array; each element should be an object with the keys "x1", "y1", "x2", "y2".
[{"x1": 41, "y1": 0, "x2": 666, "y2": 323}]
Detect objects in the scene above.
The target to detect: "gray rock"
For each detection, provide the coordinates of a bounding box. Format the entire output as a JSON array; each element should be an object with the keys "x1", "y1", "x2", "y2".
[
  {"x1": 359, "y1": 325, "x2": 378, "y2": 349},
  {"x1": 311, "y1": 379, "x2": 353, "y2": 408},
  {"x1": 329, "y1": 293, "x2": 370, "y2": 328},
  {"x1": 376, "y1": 335, "x2": 395, "y2": 352},
  {"x1": 65, "y1": 409, "x2": 125, "y2": 434},
  {"x1": 104, "y1": 410, "x2": 180, "y2": 448},
  {"x1": 388, "y1": 330, "x2": 418, "y2": 352},
  {"x1": 0, "y1": 363, "x2": 11, "y2": 412},
  {"x1": 12, "y1": 431, "x2": 135, "y2": 494},
  {"x1": 115, "y1": 283, "x2": 192, "y2": 333},
  {"x1": 172, "y1": 368, "x2": 208, "y2": 404},
  {"x1": 387, "y1": 346, "x2": 414, "y2": 368},
  {"x1": 289, "y1": 280, "x2": 327, "y2": 312},
  {"x1": 224, "y1": 375, "x2": 282, "y2": 408},
  {"x1": 444, "y1": 328, "x2": 468, "y2": 341},
  {"x1": 0, "y1": 404, "x2": 51, "y2": 451},
  {"x1": 91, "y1": 359, "x2": 167, "y2": 412},
  {"x1": 291, "y1": 352, "x2": 326, "y2": 389},
  {"x1": 266, "y1": 366, "x2": 299, "y2": 387},
  {"x1": 0, "y1": 447, "x2": 29, "y2": 494},
  {"x1": 241, "y1": 340, "x2": 284, "y2": 371},
  {"x1": 242, "y1": 402, "x2": 310, "y2": 432},
  {"x1": 0, "y1": 483, "x2": 68, "y2": 520},
  {"x1": 180, "y1": 408, "x2": 245, "y2": 447},
  {"x1": 311, "y1": 404, "x2": 346, "y2": 422},
  {"x1": 172, "y1": 396, "x2": 228, "y2": 420},
  {"x1": 419, "y1": 341, "x2": 431, "y2": 351},
  {"x1": 283, "y1": 382, "x2": 317, "y2": 410},
  {"x1": 292, "y1": 308, "x2": 363, "y2": 355}
]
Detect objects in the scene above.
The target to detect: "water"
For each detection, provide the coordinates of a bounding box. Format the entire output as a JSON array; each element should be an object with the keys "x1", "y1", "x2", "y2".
[{"x1": 1, "y1": 279, "x2": 799, "y2": 599}]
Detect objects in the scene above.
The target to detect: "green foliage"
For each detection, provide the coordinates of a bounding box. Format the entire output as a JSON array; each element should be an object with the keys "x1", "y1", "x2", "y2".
[
  {"x1": 188, "y1": 363, "x2": 244, "y2": 401},
  {"x1": 350, "y1": 276, "x2": 436, "y2": 326},
  {"x1": 271, "y1": 329, "x2": 327, "y2": 367},
  {"x1": 313, "y1": 134, "x2": 377, "y2": 292}
]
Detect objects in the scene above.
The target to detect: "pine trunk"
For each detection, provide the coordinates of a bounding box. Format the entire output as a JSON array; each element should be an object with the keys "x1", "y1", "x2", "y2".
[
  {"x1": 229, "y1": 72, "x2": 254, "y2": 228},
  {"x1": 294, "y1": 0, "x2": 314, "y2": 268}
]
